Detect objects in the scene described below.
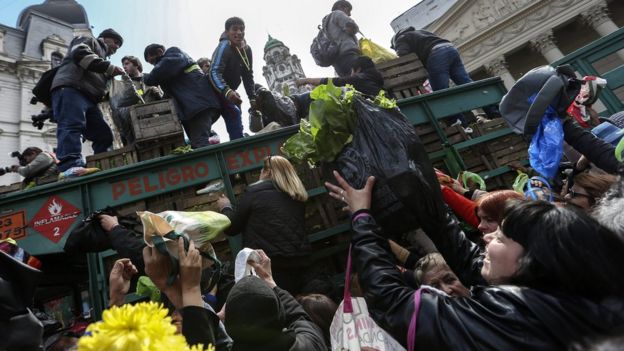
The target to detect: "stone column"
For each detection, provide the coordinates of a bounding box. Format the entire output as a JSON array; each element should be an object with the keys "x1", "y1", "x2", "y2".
[
  {"x1": 580, "y1": 0, "x2": 620, "y2": 37},
  {"x1": 529, "y1": 30, "x2": 565, "y2": 63},
  {"x1": 0, "y1": 29, "x2": 5, "y2": 53},
  {"x1": 580, "y1": 0, "x2": 624, "y2": 61},
  {"x1": 485, "y1": 57, "x2": 516, "y2": 90}
]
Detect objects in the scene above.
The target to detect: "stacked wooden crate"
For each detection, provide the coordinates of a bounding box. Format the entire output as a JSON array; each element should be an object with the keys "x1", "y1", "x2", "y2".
[
  {"x1": 376, "y1": 53, "x2": 428, "y2": 99},
  {"x1": 131, "y1": 99, "x2": 186, "y2": 161},
  {"x1": 86, "y1": 99, "x2": 185, "y2": 169}
]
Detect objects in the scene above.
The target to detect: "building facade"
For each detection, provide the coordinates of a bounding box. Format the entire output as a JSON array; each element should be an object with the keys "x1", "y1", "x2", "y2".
[
  {"x1": 392, "y1": 0, "x2": 623, "y2": 109},
  {"x1": 261, "y1": 35, "x2": 308, "y2": 95},
  {"x1": 0, "y1": 0, "x2": 92, "y2": 186}
]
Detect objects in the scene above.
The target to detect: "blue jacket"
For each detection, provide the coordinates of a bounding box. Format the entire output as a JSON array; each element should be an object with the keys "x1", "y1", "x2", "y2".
[
  {"x1": 209, "y1": 34, "x2": 256, "y2": 101},
  {"x1": 144, "y1": 47, "x2": 219, "y2": 120}
]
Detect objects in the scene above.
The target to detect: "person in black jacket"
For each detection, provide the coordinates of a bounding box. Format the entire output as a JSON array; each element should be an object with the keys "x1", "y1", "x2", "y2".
[
  {"x1": 223, "y1": 249, "x2": 327, "y2": 351},
  {"x1": 51, "y1": 29, "x2": 125, "y2": 177},
  {"x1": 391, "y1": 27, "x2": 500, "y2": 125},
  {"x1": 254, "y1": 56, "x2": 385, "y2": 126},
  {"x1": 326, "y1": 172, "x2": 624, "y2": 350},
  {"x1": 217, "y1": 155, "x2": 312, "y2": 295},
  {"x1": 563, "y1": 117, "x2": 621, "y2": 174},
  {"x1": 295, "y1": 56, "x2": 384, "y2": 97},
  {"x1": 209, "y1": 17, "x2": 256, "y2": 140},
  {"x1": 144, "y1": 44, "x2": 221, "y2": 148}
]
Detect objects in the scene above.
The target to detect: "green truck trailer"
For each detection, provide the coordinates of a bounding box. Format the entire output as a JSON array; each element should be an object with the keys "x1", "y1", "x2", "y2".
[{"x1": 1, "y1": 27, "x2": 622, "y2": 321}]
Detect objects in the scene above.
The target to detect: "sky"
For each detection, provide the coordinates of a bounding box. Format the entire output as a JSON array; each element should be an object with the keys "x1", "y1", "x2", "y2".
[{"x1": 0, "y1": 0, "x2": 420, "y2": 140}]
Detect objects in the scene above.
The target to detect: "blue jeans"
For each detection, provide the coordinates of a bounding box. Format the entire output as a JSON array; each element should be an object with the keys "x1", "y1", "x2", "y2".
[
  {"x1": 216, "y1": 96, "x2": 244, "y2": 140},
  {"x1": 52, "y1": 87, "x2": 113, "y2": 171},
  {"x1": 427, "y1": 44, "x2": 500, "y2": 122}
]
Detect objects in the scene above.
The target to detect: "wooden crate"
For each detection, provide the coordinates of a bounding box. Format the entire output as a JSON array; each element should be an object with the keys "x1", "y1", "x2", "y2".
[
  {"x1": 130, "y1": 99, "x2": 183, "y2": 142},
  {"x1": 135, "y1": 135, "x2": 186, "y2": 162},
  {"x1": 473, "y1": 118, "x2": 510, "y2": 137},
  {"x1": 86, "y1": 146, "x2": 137, "y2": 170},
  {"x1": 414, "y1": 123, "x2": 471, "y2": 153},
  {"x1": 376, "y1": 53, "x2": 428, "y2": 99}
]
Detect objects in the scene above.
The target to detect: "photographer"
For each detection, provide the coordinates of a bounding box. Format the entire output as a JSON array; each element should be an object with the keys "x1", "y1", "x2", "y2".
[{"x1": 7, "y1": 147, "x2": 58, "y2": 189}]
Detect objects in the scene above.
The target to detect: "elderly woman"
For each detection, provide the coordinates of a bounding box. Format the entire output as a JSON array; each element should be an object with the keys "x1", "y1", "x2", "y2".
[{"x1": 326, "y1": 171, "x2": 624, "y2": 350}]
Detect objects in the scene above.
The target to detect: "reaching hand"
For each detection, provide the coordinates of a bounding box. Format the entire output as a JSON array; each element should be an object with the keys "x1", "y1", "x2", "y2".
[
  {"x1": 247, "y1": 249, "x2": 276, "y2": 288},
  {"x1": 109, "y1": 258, "x2": 138, "y2": 306},
  {"x1": 178, "y1": 238, "x2": 202, "y2": 291},
  {"x1": 178, "y1": 238, "x2": 203, "y2": 307},
  {"x1": 111, "y1": 65, "x2": 125, "y2": 76},
  {"x1": 216, "y1": 194, "x2": 232, "y2": 211},
  {"x1": 325, "y1": 170, "x2": 375, "y2": 213},
  {"x1": 143, "y1": 245, "x2": 182, "y2": 308},
  {"x1": 99, "y1": 214, "x2": 120, "y2": 232},
  {"x1": 227, "y1": 90, "x2": 243, "y2": 105},
  {"x1": 295, "y1": 78, "x2": 308, "y2": 87}
]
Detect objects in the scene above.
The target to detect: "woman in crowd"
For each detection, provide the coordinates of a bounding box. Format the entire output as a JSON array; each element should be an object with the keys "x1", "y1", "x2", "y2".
[
  {"x1": 296, "y1": 294, "x2": 338, "y2": 348},
  {"x1": 563, "y1": 171, "x2": 618, "y2": 211},
  {"x1": 326, "y1": 171, "x2": 624, "y2": 350},
  {"x1": 474, "y1": 190, "x2": 525, "y2": 235},
  {"x1": 217, "y1": 155, "x2": 312, "y2": 295}
]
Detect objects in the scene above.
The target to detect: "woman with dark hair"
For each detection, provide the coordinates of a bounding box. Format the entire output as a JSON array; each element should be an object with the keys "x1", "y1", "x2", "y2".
[
  {"x1": 217, "y1": 156, "x2": 312, "y2": 295},
  {"x1": 296, "y1": 294, "x2": 338, "y2": 348},
  {"x1": 326, "y1": 172, "x2": 624, "y2": 350}
]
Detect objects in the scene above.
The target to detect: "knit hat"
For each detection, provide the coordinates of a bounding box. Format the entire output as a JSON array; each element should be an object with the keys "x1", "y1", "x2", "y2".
[
  {"x1": 225, "y1": 276, "x2": 294, "y2": 349},
  {"x1": 98, "y1": 28, "x2": 123, "y2": 47}
]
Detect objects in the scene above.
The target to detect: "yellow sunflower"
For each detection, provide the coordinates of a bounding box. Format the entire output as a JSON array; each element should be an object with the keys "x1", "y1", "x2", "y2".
[{"x1": 78, "y1": 302, "x2": 214, "y2": 351}]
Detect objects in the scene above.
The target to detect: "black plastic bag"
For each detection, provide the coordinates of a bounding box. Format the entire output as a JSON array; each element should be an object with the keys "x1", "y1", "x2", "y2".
[{"x1": 328, "y1": 97, "x2": 447, "y2": 236}]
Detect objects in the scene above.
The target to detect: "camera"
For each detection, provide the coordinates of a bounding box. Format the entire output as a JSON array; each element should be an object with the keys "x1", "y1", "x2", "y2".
[
  {"x1": 0, "y1": 166, "x2": 13, "y2": 176},
  {"x1": 31, "y1": 108, "x2": 55, "y2": 130}
]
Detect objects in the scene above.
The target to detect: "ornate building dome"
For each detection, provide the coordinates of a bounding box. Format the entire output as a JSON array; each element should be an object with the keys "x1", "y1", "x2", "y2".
[
  {"x1": 262, "y1": 35, "x2": 308, "y2": 95},
  {"x1": 17, "y1": 0, "x2": 90, "y2": 29}
]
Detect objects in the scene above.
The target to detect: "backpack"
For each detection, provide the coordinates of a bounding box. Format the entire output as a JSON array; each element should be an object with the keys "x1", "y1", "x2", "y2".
[
  {"x1": 32, "y1": 66, "x2": 60, "y2": 108},
  {"x1": 310, "y1": 16, "x2": 339, "y2": 67},
  {"x1": 500, "y1": 65, "x2": 582, "y2": 137}
]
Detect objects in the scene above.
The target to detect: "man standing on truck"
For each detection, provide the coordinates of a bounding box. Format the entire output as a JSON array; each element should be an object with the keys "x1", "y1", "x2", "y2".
[
  {"x1": 391, "y1": 27, "x2": 500, "y2": 127},
  {"x1": 209, "y1": 16, "x2": 257, "y2": 141},
  {"x1": 143, "y1": 44, "x2": 221, "y2": 149},
  {"x1": 51, "y1": 29, "x2": 125, "y2": 179},
  {"x1": 109, "y1": 55, "x2": 163, "y2": 146},
  {"x1": 322, "y1": 0, "x2": 361, "y2": 77}
]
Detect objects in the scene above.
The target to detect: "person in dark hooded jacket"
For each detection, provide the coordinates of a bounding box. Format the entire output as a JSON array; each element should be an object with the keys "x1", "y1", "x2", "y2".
[
  {"x1": 391, "y1": 27, "x2": 500, "y2": 125},
  {"x1": 224, "y1": 250, "x2": 327, "y2": 351},
  {"x1": 209, "y1": 17, "x2": 256, "y2": 140},
  {"x1": 326, "y1": 172, "x2": 624, "y2": 350},
  {"x1": 143, "y1": 44, "x2": 221, "y2": 148},
  {"x1": 51, "y1": 29, "x2": 125, "y2": 177},
  {"x1": 217, "y1": 156, "x2": 312, "y2": 295}
]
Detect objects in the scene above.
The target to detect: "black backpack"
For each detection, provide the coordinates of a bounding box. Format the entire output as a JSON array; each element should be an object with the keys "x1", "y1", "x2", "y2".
[
  {"x1": 310, "y1": 16, "x2": 339, "y2": 67},
  {"x1": 31, "y1": 66, "x2": 60, "y2": 108}
]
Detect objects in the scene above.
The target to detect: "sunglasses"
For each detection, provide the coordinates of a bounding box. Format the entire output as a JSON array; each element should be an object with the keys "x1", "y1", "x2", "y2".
[{"x1": 568, "y1": 189, "x2": 594, "y2": 200}]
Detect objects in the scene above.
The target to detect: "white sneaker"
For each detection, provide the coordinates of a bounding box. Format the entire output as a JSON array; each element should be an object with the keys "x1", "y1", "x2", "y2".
[
  {"x1": 463, "y1": 127, "x2": 474, "y2": 134},
  {"x1": 196, "y1": 179, "x2": 224, "y2": 195},
  {"x1": 450, "y1": 119, "x2": 462, "y2": 127}
]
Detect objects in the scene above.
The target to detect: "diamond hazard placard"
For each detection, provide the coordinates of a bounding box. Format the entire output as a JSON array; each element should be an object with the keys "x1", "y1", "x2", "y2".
[{"x1": 29, "y1": 196, "x2": 81, "y2": 243}]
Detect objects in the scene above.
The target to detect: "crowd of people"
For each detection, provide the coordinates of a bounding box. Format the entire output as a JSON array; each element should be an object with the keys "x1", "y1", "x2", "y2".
[{"x1": 2, "y1": 1, "x2": 624, "y2": 350}]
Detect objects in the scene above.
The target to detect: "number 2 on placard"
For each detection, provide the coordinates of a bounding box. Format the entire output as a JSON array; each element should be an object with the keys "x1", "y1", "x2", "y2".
[{"x1": 53, "y1": 227, "x2": 60, "y2": 237}]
